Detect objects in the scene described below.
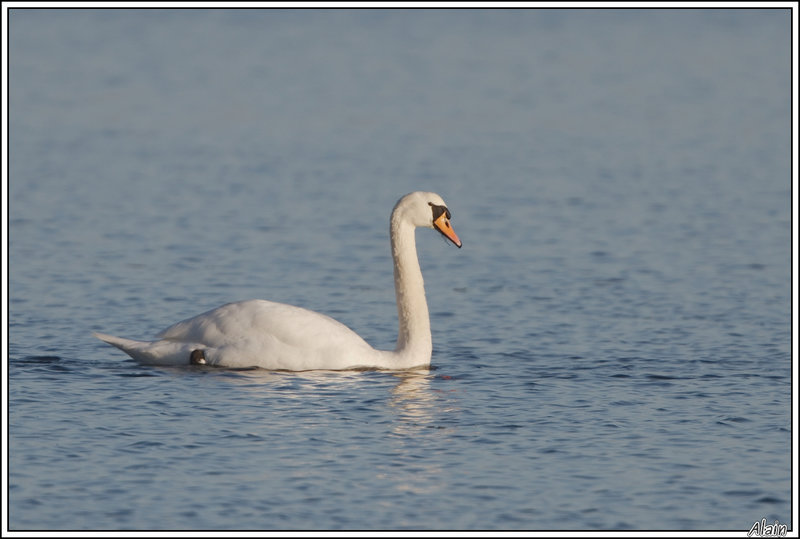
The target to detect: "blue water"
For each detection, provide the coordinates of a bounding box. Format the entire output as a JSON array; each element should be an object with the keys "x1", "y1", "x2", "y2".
[{"x1": 7, "y1": 8, "x2": 792, "y2": 531}]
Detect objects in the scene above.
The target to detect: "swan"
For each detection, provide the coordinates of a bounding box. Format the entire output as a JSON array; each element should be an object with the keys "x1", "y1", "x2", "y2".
[{"x1": 94, "y1": 191, "x2": 462, "y2": 371}]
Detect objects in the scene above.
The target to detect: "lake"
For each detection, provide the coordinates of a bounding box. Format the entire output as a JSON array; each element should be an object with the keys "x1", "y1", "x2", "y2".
[{"x1": 7, "y1": 7, "x2": 793, "y2": 531}]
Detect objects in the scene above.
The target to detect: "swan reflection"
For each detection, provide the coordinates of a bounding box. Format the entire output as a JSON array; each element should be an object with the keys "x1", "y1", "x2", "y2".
[{"x1": 389, "y1": 369, "x2": 455, "y2": 436}]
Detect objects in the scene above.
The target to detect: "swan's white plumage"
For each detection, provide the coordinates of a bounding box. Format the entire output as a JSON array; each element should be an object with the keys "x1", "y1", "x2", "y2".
[
  {"x1": 158, "y1": 299, "x2": 378, "y2": 370},
  {"x1": 94, "y1": 191, "x2": 461, "y2": 371}
]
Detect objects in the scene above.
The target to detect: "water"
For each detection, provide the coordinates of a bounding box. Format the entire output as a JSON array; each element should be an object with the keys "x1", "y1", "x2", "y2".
[{"x1": 7, "y1": 8, "x2": 792, "y2": 531}]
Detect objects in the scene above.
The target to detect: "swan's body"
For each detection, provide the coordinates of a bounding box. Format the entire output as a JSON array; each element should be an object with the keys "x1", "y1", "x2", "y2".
[{"x1": 94, "y1": 191, "x2": 461, "y2": 371}]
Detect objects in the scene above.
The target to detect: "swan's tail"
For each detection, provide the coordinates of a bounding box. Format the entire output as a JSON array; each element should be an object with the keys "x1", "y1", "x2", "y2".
[
  {"x1": 93, "y1": 332, "x2": 199, "y2": 365},
  {"x1": 93, "y1": 332, "x2": 137, "y2": 350},
  {"x1": 93, "y1": 332, "x2": 153, "y2": 361}
]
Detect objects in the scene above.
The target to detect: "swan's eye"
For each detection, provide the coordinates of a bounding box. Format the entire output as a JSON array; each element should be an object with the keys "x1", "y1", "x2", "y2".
[{"x1": 429, "y1": 202, "x2": 450, "y2": 222}]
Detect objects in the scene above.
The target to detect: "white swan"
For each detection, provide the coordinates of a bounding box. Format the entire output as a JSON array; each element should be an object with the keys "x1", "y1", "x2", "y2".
[{"x1": 94, "y1": 191, "x2": 462, "y2": 371}]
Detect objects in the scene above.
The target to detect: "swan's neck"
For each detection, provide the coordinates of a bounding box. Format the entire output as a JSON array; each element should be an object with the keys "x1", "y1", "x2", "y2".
[{"x1": 390, "y1": 215, "x2": 432, "y2": 367}]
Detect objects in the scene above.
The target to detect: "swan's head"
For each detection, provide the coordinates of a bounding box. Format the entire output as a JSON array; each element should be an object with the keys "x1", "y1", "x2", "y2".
[{"x1": 393, "y1": 191, "x2": 462, "y2": 248}]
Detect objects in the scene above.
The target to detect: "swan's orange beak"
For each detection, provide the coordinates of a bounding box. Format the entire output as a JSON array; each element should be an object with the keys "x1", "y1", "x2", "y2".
[{"x1": 433, "y1": 213, "x2": 462, "y2": 248}]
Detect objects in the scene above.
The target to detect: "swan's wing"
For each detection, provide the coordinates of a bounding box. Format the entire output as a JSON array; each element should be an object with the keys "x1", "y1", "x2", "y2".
[{"x1": 156, "y1": 299, "x2": 371, "y2": 350}]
